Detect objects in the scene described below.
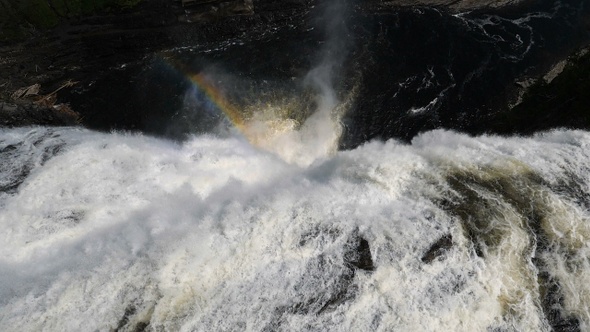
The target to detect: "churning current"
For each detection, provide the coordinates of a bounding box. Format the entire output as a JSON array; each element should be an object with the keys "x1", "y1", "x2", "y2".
[{"x1": 1, "y1": 125, "x2": 590, "y2": 331}]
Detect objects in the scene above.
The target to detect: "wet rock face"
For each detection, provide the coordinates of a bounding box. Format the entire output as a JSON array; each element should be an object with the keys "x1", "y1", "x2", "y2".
[
  {"x1": 0, "y1": 0, "x2": 144, "y2": 42},
  {"x1": 344, "y1": 235, "x2": 375, "y2": 271},
  {"x1": 421, "y1": 235, "x2": 453, "y2": 264},
  {"x1": 262, "y1": 229, "x2": 375, "y2": 330},
  {"x1": 179, "y1": 0, "x2": 254, "y2": 22},
  {"x1": 489, "y1": 47, "x2": 590, "y2": 136},
  {"x1": 340, "y1": 0, "x2": 590, "y2": 147},
  {"x1": 0, "y1": 101, "x2": 80, "y2": 127},
  {"x1": 0, "y1": 0, "x2": 315, "y2": 131},
  {"x1": 1, "y1": 0, "x2": 589, "y2": 144},
  {"x1": 369, "y1": 0, "x2": 530, "y2": 12}
]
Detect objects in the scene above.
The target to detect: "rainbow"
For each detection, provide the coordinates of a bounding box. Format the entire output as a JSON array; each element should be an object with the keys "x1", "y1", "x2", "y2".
[
  {"x1": 156, "y1": 55, "x2": 249, "y2": 135},
  {"x1": 187, "y1": 72, "x2": 248, "y2": 133},
  {"x1": 158, "y1": 55, "x2": 304, "y2": 148}
]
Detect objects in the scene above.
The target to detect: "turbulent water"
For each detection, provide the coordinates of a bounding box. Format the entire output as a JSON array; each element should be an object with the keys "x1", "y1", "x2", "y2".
[
  {"x1": 1, "y1": 124, "x2": 590, "y2": 331},
  {"x1": 2, "y1": 0, "x2": 590, "y2": 331}
]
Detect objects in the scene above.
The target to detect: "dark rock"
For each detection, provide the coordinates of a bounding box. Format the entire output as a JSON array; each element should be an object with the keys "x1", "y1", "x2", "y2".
[
  {"x1": 0, "y1": 129, "x2": 68, "y2": 193},
  {"x1": 344, "y1": 233, "x2": 375, "y2": 271},
  {"x1": 264, "y1": 230, "x2": 374, "y2": 329},
  {"x1": 0, "y1": 164, "x2": 32, "y2": 193},
  {"x1": 488, "y1": 46, "x2": 590, "y2": 136},
  {"x1": 340, "y1": 1, "x2": 590, "y2": 148},
  {"x1": 0, "y1": 0, "x2": 315, "y2": 132},
  {"x1": 421, "y1": 234, "x2": 453, "y2": 263},
  {"x1": 0, "y1": 101, "x2": 80, "y2": 127},
  {"x1": 1, "y1": 0, "x2": 589, "y2": 143},
  {"x1": 114, "y1": 305, "x2": 151, "y2": 332},
  {"x1": 265, "y1": 254, "x2": 357, "y2": 330},
  {"x1": 0, "y1": 103, "x2": 17, "y2": 112},
  {"x1": 115, "y1": 306, "x2": 137, "y2": 331},
  {"x1": 133, "y1": 322, "x2": 150, "y2": 332},
  {"x1": 363, "y1": 0, "x2": 534, "y2": 13}
]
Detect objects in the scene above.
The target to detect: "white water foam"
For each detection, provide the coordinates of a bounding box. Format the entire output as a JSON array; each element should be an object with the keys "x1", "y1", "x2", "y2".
[{"x1": 1, "y1": 126, "x2": 590, "y2": 331}]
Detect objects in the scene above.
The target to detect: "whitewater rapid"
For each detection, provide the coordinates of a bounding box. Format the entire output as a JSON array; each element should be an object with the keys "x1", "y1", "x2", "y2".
[{"x1": 1, "y1": 126, "x2": 590, "y2": 331}]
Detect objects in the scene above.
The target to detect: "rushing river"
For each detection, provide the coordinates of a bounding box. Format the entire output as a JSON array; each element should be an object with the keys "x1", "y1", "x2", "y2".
[{"x1": 1, "y1": 125, "x2": 590, "y2": 331}]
